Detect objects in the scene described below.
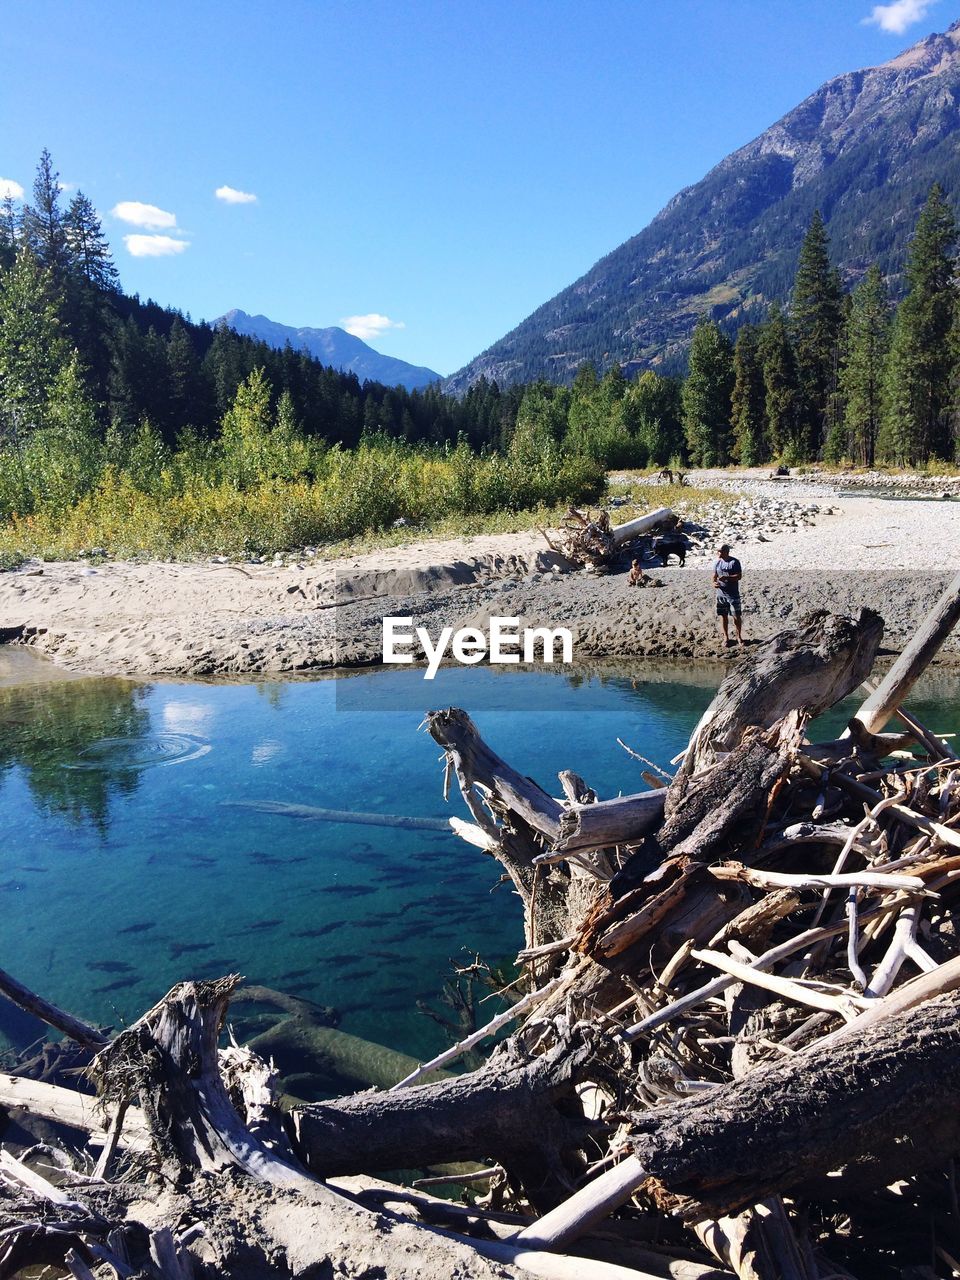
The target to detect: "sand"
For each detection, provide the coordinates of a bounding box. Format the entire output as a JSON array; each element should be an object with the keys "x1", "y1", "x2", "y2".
[{"x1": 1, "y1": 480, "x2": 958, "y2": 678}]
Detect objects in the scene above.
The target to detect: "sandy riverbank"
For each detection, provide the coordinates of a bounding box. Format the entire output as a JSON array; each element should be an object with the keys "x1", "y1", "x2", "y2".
[{"x1": 0, "y1": 481, "x2": 958, "y2": 678}]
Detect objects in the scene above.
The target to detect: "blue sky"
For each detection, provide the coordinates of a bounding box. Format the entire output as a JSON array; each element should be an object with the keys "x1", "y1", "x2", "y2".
[{"x1": 1, "y1": 0, "x2": 950, "y2": 375}]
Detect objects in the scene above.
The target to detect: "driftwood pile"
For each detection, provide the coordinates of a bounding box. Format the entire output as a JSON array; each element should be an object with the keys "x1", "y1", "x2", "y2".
[
  {"x1": 544, "y1": 506, "x2": 679, "y2": 569},
  {"x1": 2, "y1": 573, "x2": 960, "y2": 1279}
]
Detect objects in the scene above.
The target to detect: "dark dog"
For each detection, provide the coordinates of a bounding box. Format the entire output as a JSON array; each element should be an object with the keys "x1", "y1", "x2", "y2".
[{"x1": 653, "y1": 535, "x2": 687, "y2": 566}]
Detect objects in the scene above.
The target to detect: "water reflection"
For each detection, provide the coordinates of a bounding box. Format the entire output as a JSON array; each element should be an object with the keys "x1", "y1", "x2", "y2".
[{"x1": 0, "y1": 677, "x2": 152, "y2": 829}]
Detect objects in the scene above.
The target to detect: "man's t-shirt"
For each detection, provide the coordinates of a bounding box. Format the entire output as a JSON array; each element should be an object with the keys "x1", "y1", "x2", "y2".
[{"x1": 714, "y1": 556, "x2": 742, "y2": 604}]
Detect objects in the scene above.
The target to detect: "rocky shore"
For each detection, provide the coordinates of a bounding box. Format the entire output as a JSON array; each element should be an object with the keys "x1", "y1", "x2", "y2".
[{"x1": 0, "y1": 481, "x2": 958, "y2": 678}]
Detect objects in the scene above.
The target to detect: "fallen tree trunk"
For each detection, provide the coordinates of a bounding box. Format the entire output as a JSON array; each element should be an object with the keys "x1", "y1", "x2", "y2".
[
  {"x1": 514, "y1": 984, "x2": 960, "y2": 1249},
  {"x1": 292, "y1": 1027, "x2": 603, "y2": 1210}
]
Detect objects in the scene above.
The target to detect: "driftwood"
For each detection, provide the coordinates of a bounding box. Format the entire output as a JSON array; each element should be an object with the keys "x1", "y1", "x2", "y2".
[
  {"x1": 544, "y1": 507, "x2": 675, "y2": 569},
  {"x1": 5, "y1": 595, "x2": 960, "y2": 1279},
  {"x1": 854, "y1": 568, "x2": 960, "y2": 735},
  {"x1": 677, "y1": 607, "x2": 884, "y2": 780},
  {"x1": 293, "y1": 1025, "x2": 602, "y2": 1210}
]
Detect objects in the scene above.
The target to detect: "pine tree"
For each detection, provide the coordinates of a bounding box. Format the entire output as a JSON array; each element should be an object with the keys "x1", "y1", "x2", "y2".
[
  {"x1": 880, "y1": 185, "x2": 958, "y2": 463},
  {"x1": 758, "y1": 306, "x2": 805, "y2": 462},
  {"x1": 681, "y1": 319, "x2": 734, "y2": 466},
  {"x1": 790, "y1": 210, "x2": 843, "y2": 456},
  {"x1": 166, "y1": 318, "x2": 203, "y2": 434},
  {"x1": 22, "y1": 149, "x2": 69, "y2": 287},
  {"x1": 65, "y1": 192, "x2": 119, "y2": 291},
  {"x1": 840, "y1": 266, "x2": 890, "y2": 466},
  {"x1": 0, "y1": 195, "x2": 20, "y2": 272},
  {"x1": 730, "y1": 325, "x2": 768, "y2": 466},
  {"x1": 0, "y1": 248, "x2": 67, "y2": 437}
]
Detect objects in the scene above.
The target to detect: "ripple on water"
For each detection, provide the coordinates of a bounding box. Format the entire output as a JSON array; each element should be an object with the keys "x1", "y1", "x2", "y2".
[{"x1": 63, "y1": 733, "x2": 211, "y2": 770}]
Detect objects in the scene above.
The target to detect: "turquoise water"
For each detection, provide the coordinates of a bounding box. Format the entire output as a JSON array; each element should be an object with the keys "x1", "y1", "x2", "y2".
[
  {"x1": 0, "y1": 663, "x2": 718, "y2": 1065},
  {"x1": 2, "y1": 661, "x2": 958, "y2": 1076}
]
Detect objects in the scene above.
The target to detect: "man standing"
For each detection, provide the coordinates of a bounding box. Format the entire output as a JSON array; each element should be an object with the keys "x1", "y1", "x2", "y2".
[{"x1": 713, "y1": 543, "x2": 743, "y2": 647}]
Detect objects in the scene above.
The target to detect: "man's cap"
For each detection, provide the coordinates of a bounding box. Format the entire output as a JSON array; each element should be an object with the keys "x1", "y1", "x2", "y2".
[{"x1": 718, "y1": 543, "x2": 731, "y2": 552}]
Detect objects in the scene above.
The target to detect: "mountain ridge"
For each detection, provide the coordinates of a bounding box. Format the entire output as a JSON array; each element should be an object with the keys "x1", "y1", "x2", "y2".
[
  {"x1": 445, "y1": 18, "x2": 960, "y2": 393},
  {"x1": 217, "y1": 309, "x2": 441, "y2": 391}
]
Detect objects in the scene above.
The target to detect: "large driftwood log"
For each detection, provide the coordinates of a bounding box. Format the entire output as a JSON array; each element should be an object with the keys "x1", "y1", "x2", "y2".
[
  {"x1": 426, "y1": 707, "x2": 586, "y2": 947},
  {"x1": 292, "y1": 1028, "x2": 604, "y2": 1211},
  {"x1": 516, "y1": 984, "x2": 960, "y2": 1252},
  {"x1": 854, "y1": 568, "x2": 960, "y2": 735},
  {"x1": 675, "y1": 608, "x2": 883, "y2": 784}
]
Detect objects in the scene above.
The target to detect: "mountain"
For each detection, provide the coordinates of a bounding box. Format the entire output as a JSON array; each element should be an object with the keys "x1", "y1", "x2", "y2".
[
  {"x1": 217, "y1": 309, "x2": 441, "y2": 391},
  {"x1": 446, "y1": 19, "x2": 960, "y2": 392}
]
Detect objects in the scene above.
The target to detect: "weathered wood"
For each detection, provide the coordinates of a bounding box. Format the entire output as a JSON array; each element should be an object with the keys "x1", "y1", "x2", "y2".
[
  {"x1": 0, "y1": 966, "x2": 108, "y2": 1049},
  {"x1": 854, "y1": 569, "x2": 960, "y2": 735},
  {"x1": 0, "y1": 1073, "x2": 148, "y2": 1151},
  {"x1": 675, "y1": 609, "x2": 883, "y2": 783},
  {"x1": 89, "y1": 976, "x2": 319, "y2": 1191},
  {"x1": 513, "y1": 1153, "x2": 648, "y2": 1250},
  {"x1": 555, "y1": 792, "x2": 666, "y2": 855},
  {"x1": 633, "y1": 984, "x2": 960, "y2": 1217},
  {"x1": 292, "y1": 1028, "x2": 602, "y2": 1211}
]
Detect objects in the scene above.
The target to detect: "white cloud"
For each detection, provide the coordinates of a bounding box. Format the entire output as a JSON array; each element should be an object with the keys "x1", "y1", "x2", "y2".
[
  {"x1": 216, "y1": 184, "x2": 257, "y2": 204},
  {"x1": 863, "y1": 0, "x2": 938, "y2": 34},
  {"x1": 0, "y1": 178, "x2": 24, "y2": 200},
  {"x1": 112, "y1": 200, "x2": 178, "y2": 230},
  {"x1": 123, "y1": 234, "x2": 190, "y2": 258},
  {"x1": 58, "y1": 181, "x2": 76, "y2": 192},
  {"x1": 340, "y1": 313, "x2": 406, "y2": 342}
]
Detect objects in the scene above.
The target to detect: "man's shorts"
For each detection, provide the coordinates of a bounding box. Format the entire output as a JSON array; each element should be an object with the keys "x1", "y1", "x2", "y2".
[{"x1": 716, "y1": 594, "x2": 742, "y2": 618}]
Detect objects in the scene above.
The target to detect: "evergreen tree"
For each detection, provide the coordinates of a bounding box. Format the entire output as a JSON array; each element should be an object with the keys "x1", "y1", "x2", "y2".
[
  {"x1": 166, "y1": 318, "x2": 204, "y2": 434},
  {"x1": 0, "y1": 248, "x2": 67, "y2": 437},
  {"x1": 0, "y1": 195, "x2": 20, "y2": 272},
  {"x1": 879, "y1": 185, "x2": 958, "y2": 463},
  {"x1": 22, "y1": 149, "x2": 69, "y2": 287},
  {"x1": 758, "y1": 306, "x2": 805, "y2": 462},
  {"x1": 790, "y1": 210, "x2": 843, "y2": 455},
  {"x1": 65, "y1": 192, "x2": 119, "y2": 291},
  {"x1": 840, "y1": 266, "x2": 890, "y2": 466},
  {"x1": 730, "y1": 324, "x2": 768, "y2": 466},
  {"x1": 681, "y1": 319, "x2": 734, "y2": 466}
]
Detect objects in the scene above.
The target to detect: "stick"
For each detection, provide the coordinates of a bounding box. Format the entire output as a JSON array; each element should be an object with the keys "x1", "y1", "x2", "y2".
[
  {"x1": 709, "y1": 863, "x2": 928, "y2": 893},
  {"x1": 690, "y1": 949, "x2": 868, "y2": 1017},
  {"x1": 622, "y1": 912, "x2": 884, "y2": 1041},
  {"x1": 817, "y1": 952, "x2": 960, "y2": 1050},
  {"x1": 846, "y1": 889, "x2": 868, "y2": 991},
  {"x1": 512, "y1": 1153, "x2": 648, "y2": 1250},
  {"x1": 93, "y1": 1099, "x2": 130, "y2": 1180},
  {"x1": 0, "y1": 966, "x2": 108, "y2": 1048}
]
